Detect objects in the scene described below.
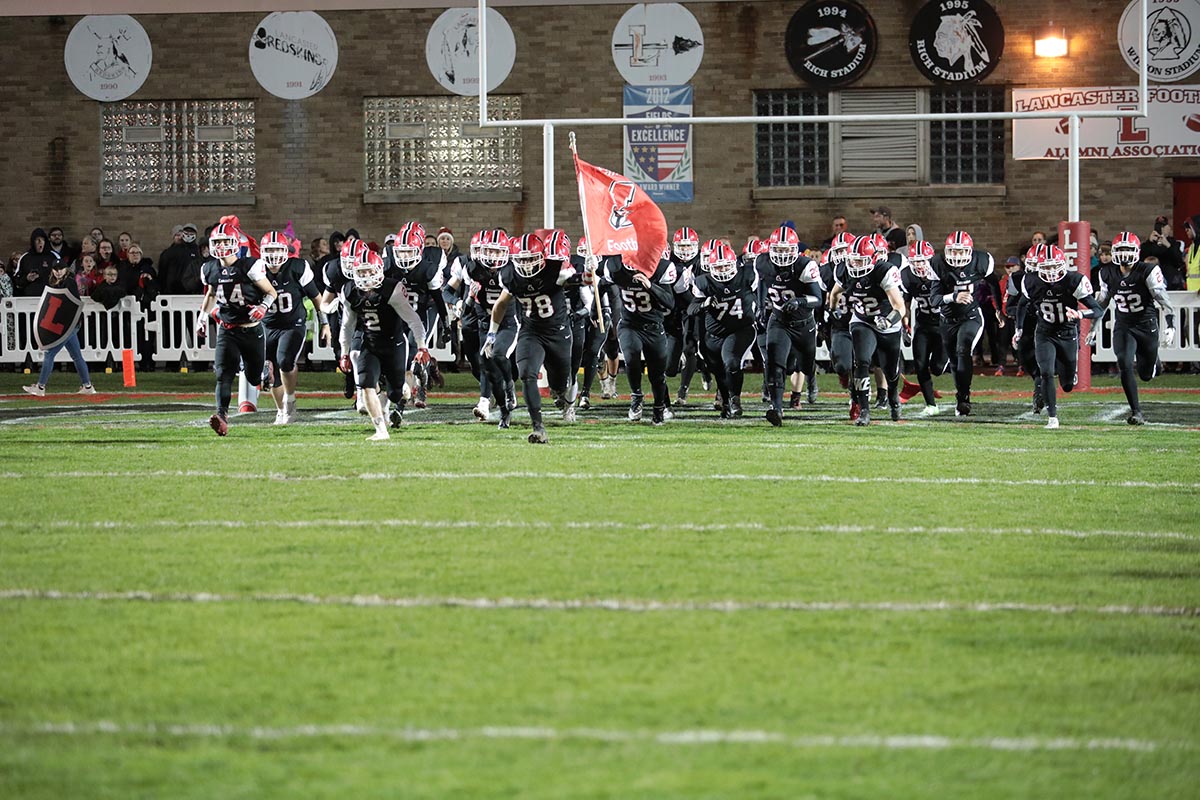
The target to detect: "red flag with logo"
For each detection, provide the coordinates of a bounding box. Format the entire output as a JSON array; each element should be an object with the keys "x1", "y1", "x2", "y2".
[{"x1": 573, "y1": 152, "x2": 667, "y2": 277}]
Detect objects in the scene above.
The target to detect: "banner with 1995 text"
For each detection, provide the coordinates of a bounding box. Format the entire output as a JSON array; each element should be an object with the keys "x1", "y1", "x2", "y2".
[{"x1": 623, "y1": 85, "x2": 693, "y2": 203}]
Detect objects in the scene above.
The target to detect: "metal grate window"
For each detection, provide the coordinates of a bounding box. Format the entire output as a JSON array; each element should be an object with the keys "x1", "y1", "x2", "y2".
[
  {"x1": 364, "y1": 96, "x2": 522, "y2": 198},
  {"x1": 930, "y1": 87, "x2": 1005, "y2": 184},
  {"x1": 754, "y1": 90, "x2": 829, "y2": 187},
  {"x1": 101, "y1": 100, "x2": 256, "y2": 196}
]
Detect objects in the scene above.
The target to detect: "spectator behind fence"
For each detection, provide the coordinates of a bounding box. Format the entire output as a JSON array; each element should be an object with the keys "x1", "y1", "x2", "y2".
[
  {"x1": 90, "y1": 264, "x2": 128, "y2": 310},
  {"x1": 88, "y1": 227, "x2": 104, "y2": 246},
  {"x1": 157, "y1": 223, "x2": 198, "y2": 295},
  {"x1": 179, "y1": 239, "x2": 208, "y2": 295},
  {"x1": 906, "y1": 223, "x2": 924, "y2": 246},
  {"x1": 1142, "y1": 215, "x2": 1185, "y2": 290},
  {"x1": 0, "y1": 255, "x2": 14, "y2": 297},
  {"x1": 95, "y1": 238, "x2": 117, "y2": 277},
  {"x1": 122, "y1": 242, "x2": 155, "y2": 300},
  {"x1": 116, "y1": 231, "x2": 132, "y2": 262},
  {"x1": 16, "y1": 228, "x2": 55, "y2": 297},
  {"x1": 871, "y1": 206, "x2": 906, "y2": 251},
  {"x1": 75, "y1": 253, "x2": 101, "y2": 297},
  {"x1": 22, "y1": 261, "x2": 96, "y2": 397},
  {"x1": 47, "y1": 227, "x2": 73, "y2": 264}
]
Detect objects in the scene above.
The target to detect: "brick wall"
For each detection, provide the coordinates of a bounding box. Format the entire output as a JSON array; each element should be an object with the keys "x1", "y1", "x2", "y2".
[{"x1": 1, "y1": 1, "x2": 1196, "y2": 265}]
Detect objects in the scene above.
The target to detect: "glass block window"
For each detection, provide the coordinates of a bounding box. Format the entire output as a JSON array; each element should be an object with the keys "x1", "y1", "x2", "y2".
[
  {"x1": 754, "y1": 90, "x2": 829, "y2": 187},
  {"x1": 364, "y1": 96, "x2": 522, "y2": 195},
  {"x1": 101, "y1": 100, "x2": 256, "y2": 196},
  {"x1": 931, "y1": 87, "x2": 1005, "y2": 184}
]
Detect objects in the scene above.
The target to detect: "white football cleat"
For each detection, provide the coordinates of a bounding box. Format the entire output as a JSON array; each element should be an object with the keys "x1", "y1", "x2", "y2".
[
  {"x1": 921, "y1": 404, "x2": 941, "y2": 417},
  {"x1": 273, "y1": 410, "x2": 288, "y2": 425},
  {"x1": 562, "y1": 403, "x2": 576, "y2": 423},
  {"x1": 1045, "y1": 416, "x2": 1060, "y2": 430},
  {"x1": 368, "y1": 427, "x2": 391, "y2": 441},
  {"x1": 473, "y1": 397, "x2": 491, "y2": 421}
]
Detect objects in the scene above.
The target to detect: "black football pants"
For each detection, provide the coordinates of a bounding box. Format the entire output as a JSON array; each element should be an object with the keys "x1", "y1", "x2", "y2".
[
  {"x1": 703, "y1": 324, "x2": 755, "y2": 405},
  {"x1": 765, "y1": 317, "x2": 816, "y2": 412},
  {"x1": 619, "y1": 322, "x2": 669, "y2": 411},
  {"x1": 354, "y1": 336, "x2": 410, "y2": 405},
  {"x1": 1034, "y1": 325, "x2": 1079, "y2": 417},
  {"x1": 578, "y1": 319, "x2": 607, "y2": 396},
  {"x1": 1113, "y1": 320, "x2": 1159, "y2": 414},
  {"x1": 516, "y1": 322, "x2": 573, "y2": 426},
  {"x1": 941, "y1": 311, "x2": 984, "y2": 404},
  {"x1": 214, "y1": 323, "x2": 265, "y2": 416},
  {"x1": 911, "y1": 323, "x2": 950, "y2": 406},
  {"x1": 481, "y1": 320, "x2": 516, "y2": 406},
  {"x1": 850, "y1": 323, "x2": 901, "y2": 408},
  {"x1": 265, "y1": 327, "x2": 306, "y2": 380}
]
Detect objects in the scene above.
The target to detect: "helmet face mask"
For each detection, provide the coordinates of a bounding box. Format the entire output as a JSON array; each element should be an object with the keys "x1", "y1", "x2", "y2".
[
  {"x1": 944, "y1": 231, "x2": 974, "y2": 268},
  {"x1": 907, "y1": 240, "x2": 935, "y2": 279},
  {"x1": 262, "y1": 244, "x2": 288, "y2": 269},
  {"x1": 672, "y1": 227, "x2": 699, "y2": 262},
  {"x1": 1039, "y1": 246, "x2": 1068, "y2": 282},
  {"x1": 470, "y1": 231, "x2": 485, "y2": 261},
  {"x1": 768, "y1": 225, "x2": 800, "y2": 268},
  {"x1": 480, "y1": 231, "x2": 510, "y2": 270},
  {"x1": 209, "y1": 224, "x2": 240, "y2": 261},
  {"x1": 392, "y1": 243, "x2": 422, "y2": 271},
  {"x1": 340, "y1": 239, "x2": 367, "y2": 278},
  {"x1": 846, "y1": 238, "x2": 878, "y2": 278},
  {"x1": 353, "y1": 252, "x2": 385, "y2": 291},
  {"x1": 1111, "y1": 232, "x2": 1141, "y2": 266},
  {"x1": 708, "y1": 242, "x2": 737, "y2": 282},
  {"x1": 511, "y1": 234, "x2": 546, "y2": 278}
]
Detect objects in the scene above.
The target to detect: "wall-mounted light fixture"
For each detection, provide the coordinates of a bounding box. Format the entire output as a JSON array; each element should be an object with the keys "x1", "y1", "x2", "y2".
[{"x1": 1035, "y1": 24, "x2": 1068, "y2": 58}]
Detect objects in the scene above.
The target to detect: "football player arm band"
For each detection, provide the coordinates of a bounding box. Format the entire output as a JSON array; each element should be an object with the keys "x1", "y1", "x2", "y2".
[
  {"x1": 489, "y1": 289, "x2": 513, "y2": 334},
  {"x1": 388, "y1": 283, "x2": 427, "y2": 345},
  {"x1": 441, "y1": 281, "x2": 462, "y2": 308}
]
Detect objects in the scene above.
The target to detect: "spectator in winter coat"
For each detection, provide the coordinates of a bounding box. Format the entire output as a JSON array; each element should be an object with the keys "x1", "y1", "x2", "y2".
[
  {"x1": 90, "y1": 265, "x2": 128, "y2": 310},
  {"x1": 179, "y1": 241, "x2": 208, "y2": 295},
  {"x1": 1142, "y1": 215, "x2": 1186, "y2": 290},
  {"x1": 122, "y1": 243, "x2": 156, "y2": 301},
  {"x1": 46, "y1": 227, "x2": 72, "y2": 264},
  {"x1": 157, "y1": 223, "x2": 199, "y2": 295},
  {"x1": 16, "y1": 228, "x2": 55, "y2": 297},
  {"x1": 75, "y1": 253, "x2": 101, "y2": 297},
  {"x1": 95, "y1": 238, "x2": 117, "y2": 278}
]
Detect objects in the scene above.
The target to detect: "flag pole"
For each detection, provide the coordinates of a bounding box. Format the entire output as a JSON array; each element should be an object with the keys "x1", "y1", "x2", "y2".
[{"x1": 570, "y1": 131, "x2": 605, "y2": 333}]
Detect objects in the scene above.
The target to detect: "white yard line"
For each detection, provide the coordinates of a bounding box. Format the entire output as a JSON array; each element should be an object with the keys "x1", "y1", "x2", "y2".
[
  {"x1": 0, "y1": 719, "x2": 1180, "y2": 753},
  {"x1": 0, "y1": 469, "x2": 1194, "y2": 490},
  {"x1": 0, "y1": 517, "x2": 1193, "y2": 542},
  {"x1": 1, "y1": 589, "x2": 1194, "y2": 618}
]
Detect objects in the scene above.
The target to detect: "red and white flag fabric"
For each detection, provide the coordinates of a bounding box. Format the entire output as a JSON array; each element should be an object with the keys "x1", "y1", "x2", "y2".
[{"x1": 573, "y1": 152, "x2": 667, "y2": 277}]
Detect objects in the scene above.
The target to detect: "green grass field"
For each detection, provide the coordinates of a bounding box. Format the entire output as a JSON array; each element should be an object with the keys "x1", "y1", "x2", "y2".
[{"x1": 1, "y1": 367, "x2": 1198, "y2": 799}]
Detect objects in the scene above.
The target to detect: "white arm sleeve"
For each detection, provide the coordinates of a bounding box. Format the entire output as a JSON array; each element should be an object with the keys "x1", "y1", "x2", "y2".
[{"x1": 389, "y1": 282, "x2": 427, "y2": 344}]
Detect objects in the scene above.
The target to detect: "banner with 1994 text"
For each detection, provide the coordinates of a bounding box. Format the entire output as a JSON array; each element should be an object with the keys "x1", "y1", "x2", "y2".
[
  {"x1": 623, "y1": 85, "x2": 693, "y2": 203},
  {"x1": 1013, "y1": 85, "x2": 1200, "y2": 160}
]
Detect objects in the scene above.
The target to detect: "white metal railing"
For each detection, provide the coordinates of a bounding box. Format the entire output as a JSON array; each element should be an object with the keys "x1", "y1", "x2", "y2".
[{"x1": 1091, "y1": 291, "x2": 1200, "y2": 363}]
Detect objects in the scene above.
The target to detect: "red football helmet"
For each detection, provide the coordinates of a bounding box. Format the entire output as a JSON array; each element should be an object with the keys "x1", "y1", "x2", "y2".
[
  {"x1": 847, "y1": 236, "x2": 880, "y2": 278},
  {"x1": 945, "y1": 231, "x2": 974, "y2": 268},
  {"x1": 544, "y1": 229, "x2": 571, "y2": 262},
  {"x1": 1112, "y1": 232, "x2": 1141, "y2": 266},
  {"x1": 709, "y1": 241, "x2": 738, "y2": 282},
  {"x1": 672, "y1": 227, "x2": 699, "y2": 261},
  {"x1": 829, "y1": 232, "x2": 856, "y2": 265},
  {"x1": 871, "y1": 233, "x2": 889, "y2": 254},
  {"x1": 392, "y1": 222, "x2": 425, "y2": 271},
  {"x1": 1039, "y1": 245, "x2": 1069, "y2": 282},
  {"x1": 1023, "y1": 244, "x2": 1045, "y2": 271},
  {"x1": 743, "y1": 236, "x2": 765, "y2": 259},
  {"x1": 576, "y1": 235, "x2": 591, "y2": 258},
  {"x1": 340, "y1": 238, "x2": 369, "y2": 278},
  {"x1": 510, "y1": 233, "x2": 546, "y2": 277},
  {"x1": 907, "y1": 240, "x2": 935, "y2": 279},
  {"x1": 260, "y1": 231, "x2": 289, "y2": 268},
  {"x1": 469, "y1": 230, "x2": 485, "y2": 261},
  {"x1": 209, "y1": 222, "x2": 241, "y2": 261},
  {"x1": 352, "y1": 248, "x2": 386, "y2": 291},
  {"x1": 699, "y1": 238, "x2": 722, "y2": 273},
  {"x1": 480, "y1": 229, "x2": 510, "y2": 270},
  {"x1": 768, "y1": 226, "x2": 800, "y2": 267}
]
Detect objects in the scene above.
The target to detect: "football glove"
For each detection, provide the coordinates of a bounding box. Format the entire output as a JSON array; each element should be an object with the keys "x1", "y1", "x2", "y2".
[
  {"x1": 481, "y1": 332, "x2": 497, "y2": 359},
  {"x1": 194, "y1": 316, "x2": 208, "y2": 341},
  {"x1": 414, "y1": 348, "x2": 432, "y2": 366},
  {"x1": 338, "y1": 355, "x2": 352, "y2": 375},
  {"x1": 902, "y1": 327, "x2": 913, "y2": 348},
  {"x1": 782, "y1": 297, "x2": 803, "y2": 314},
  {"x1": 1012, "y1": 330, "x2": 1022, "y2": 347},
  {"x1": 1084, "y1": 328, "x2": 1097, "y2": 347},
  {"x1": 249, "y1": 304, "x2": 268, "y2": 321},
  {"x1": 874, "y1": 314, "x2": 894, "y2": 331},
  {"x1": 1161, "y1": 327, "x2": 1176, "y2": 348}
]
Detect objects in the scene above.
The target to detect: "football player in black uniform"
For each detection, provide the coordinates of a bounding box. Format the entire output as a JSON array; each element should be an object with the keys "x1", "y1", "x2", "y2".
[
  {"x1": 442, "y1": 231, "x2": 491, "y2": 418},
  {"x1": 1008, "y1": 245, "x2": 1046, "y2": 414},
  {"x1": 1093, "y1": 232, "x2": 1177, "y2": 425},
  {"x1": 485, "y1": 233, "x2": 577, "y2": 443},
  {"x1": 668, "y1": 227, "x2": 709, "y2": 405},
  {"x1": 259, "y1": 231, "x2": 327, "y2": 425},
  {"x1": 829, "y1": 236, "x2": 906, "y2": 426},
  {"x1": 821, "y1": 232, "x2": 857, "y2": 419},
  {"x1": 602, "y1": 244, "x2": 678, "y2": 424},
  {"x1": 1016, "y1": 245, "x2": 1103, "y2": 429},
  {"x1": 690, "y1": 241, "x2": 758, "y2": 418},
  {"x1": 929, "y1": 231, "x2": 995, "y2": 416},
  {"x1": 389, "y1": 222, "x2": 446, "y2": 409},
  {"x1": 568, "y1": 237, "x2": 609, "y2": 412},
  {"x1": 317, "y1": 237, "x2": 368, "y2": 405},
  {"x1": 338, "y1": 249, "x2": 429, "y2": 441},
  {"x1": 197, "y1": 222, "x2": 278, "y2": 436},
  {"x1": 903, "y1": 240, "x2": 951, "y2": 416},
  {"x1": 757, "y1": 225, "x2": 823, "y2": 426}
]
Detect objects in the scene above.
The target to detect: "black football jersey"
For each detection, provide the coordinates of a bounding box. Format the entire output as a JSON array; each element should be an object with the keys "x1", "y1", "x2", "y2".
[
  {"x1": 322, "y1": 256, "x2": 350, "y2": 297},
  {"x1": 264, "y1": 258, "x2": 320, "y2": 330},
  {"x1": 930, "y1": 250, "x2": 995, "y2": 321},
  {"x1": 394, "y1": 247, "x2": 445, "y2": 317},
  {"x1": 340, "y1": 276, "x2": 423, "y2": 352},
  {"x1": 1021, "y1": 271, "x2": 1097, "y2": 335},
  {"x1": 691, "y1": 263, "x2": 757, "y2": 337},
  {"x1": 201, "y1": 256, "x2": 268, "y2": 326},
  {"x1": 604, "y1": 256, "x2": 677, "y2": 328},
  {"x1": 834, "y1": 260, "x2": 903, "y2": 333},
  {"x1": 901, "y1": 268, "x2": 941, "y2": 330},
  {"x1": 499, "y1": 260, "x2": 575, "y2": 328},
  {"x1": 1098, "y1": 262, "x2": 1165, "y2": 326},
  {"x1": 755, "y1": 254, "x2": 823, "y2": 324},
  {"x1": 819, "y1": 261, "x2": 850, "y2": 332}
]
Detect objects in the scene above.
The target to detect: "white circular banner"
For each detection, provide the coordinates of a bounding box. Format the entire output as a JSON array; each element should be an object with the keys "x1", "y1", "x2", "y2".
[
  {"x1": 426, "y1": 8, "x2": 516, "y2": 95},
  {"x1": 64, "y1": 15, "x2": 152, "y2": 102},
  {"x1": 611, "y1": 3, "x2": 704, "y2": 86},
  {"x1": 1119, "y1": 0, "x2": 1200, "y2": 83},
  {"x1": 249, "y1": 12, "x2": 338, "y2": 99}
]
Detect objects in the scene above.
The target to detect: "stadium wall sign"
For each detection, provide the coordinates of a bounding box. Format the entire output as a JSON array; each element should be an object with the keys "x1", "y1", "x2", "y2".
[
  {"x1": 1119, "y1": 0, "x2": 1200, "y2": 83},
  {"x1": 249, "y1": 11, "x2": 338, "y2": 100},
  {"x1": 426, "y1": 7, "x2": 516, "y2": 96},
  {"x1": 1012, "y1": 85, "x2": 1200, "y2": 160},
  {"x1": 64, "y1": 15, "x2": 152, "y2": 102},
  {"x1": 623, "y1": 85, "x2": 694, "y2": 204},
  {"x1": 784, "y1": 0, "x2": 877, "y2": 89},
  {"x1": 909, "y1": 0, "x2": 1004, "y2": 85},
  {"x1": 611, "y1": 3, "x2": 704, "y2": 86}
]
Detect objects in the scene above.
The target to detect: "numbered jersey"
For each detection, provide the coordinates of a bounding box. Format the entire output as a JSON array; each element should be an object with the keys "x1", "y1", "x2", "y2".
[
  {"x1": 604, "y1": 257, "x2": 677, "y2": 328},
  {"x1": 754, "y1": 254, "x2": 823, "y2": 324},
  {"x1": 322, "y1": 255, "x2": 350, "y2": 297},
  {"x1": 499, "y1": 261, "x2": 574, "y2": 328},
  {"x1": 264, "y1": 258, "x2": 319, "y2": 329},
  {"x1": 201, "y1": 256, "x2": 268, "y2": 326},
  {"x1": 929, "y1": 250, "x2": 995, "y2": 322},
  {"x1": 901, "y1": 267, "x2": 941, "y2": 330},
  {"x1": 466, "y1": 259, "x2": 515, "y2": 323},
  {"x1": 819, "y1": 261, "x2": 850, "y2": 333},
  {"x1": 1021, "y1": 271, "x2": 1095, "y2": 335},
  {"x1": 341, "y1": 276, "x2": 409, "y2": 352},
  {"x1": 692, "y1": 264, "x2": 758, "y2": 337},
  {"x1": 834, "y1": 260, "x2": 903, "y2": 333},
  {"x1": 393, "y1": 247, "x2": 446, "y2": 317},
  {"x1": 1098, "y1": 262, "x2": 1165, "y2": 327}
]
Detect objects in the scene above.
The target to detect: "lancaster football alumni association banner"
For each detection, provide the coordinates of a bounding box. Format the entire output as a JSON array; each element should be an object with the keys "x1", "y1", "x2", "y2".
[
  {"x1": 623, "y1": 85, "x2": 693, "y2": 203},
  {"x1": 1013, "y1": 85, "x2": 1200, "y2": 160}
]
